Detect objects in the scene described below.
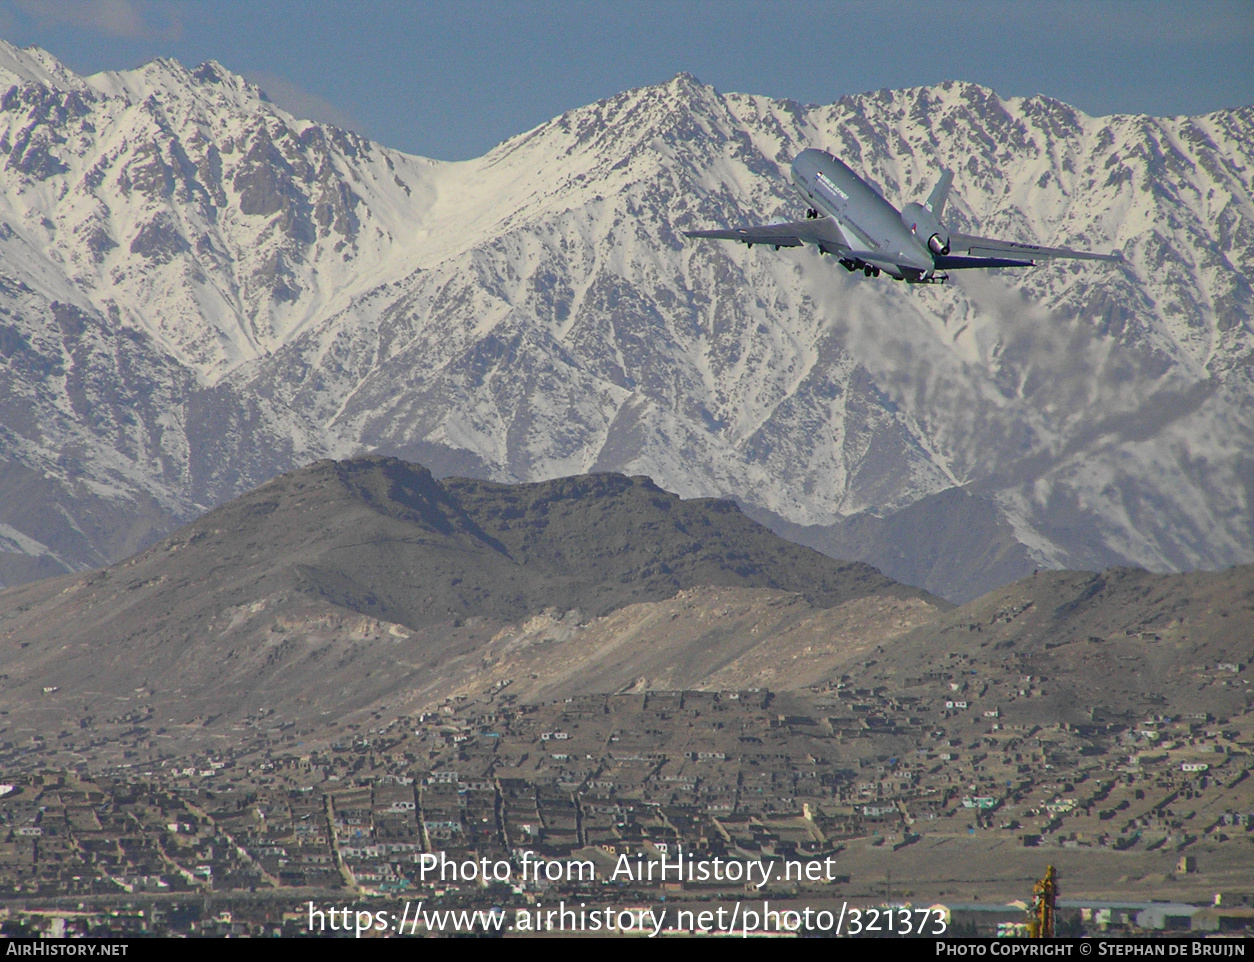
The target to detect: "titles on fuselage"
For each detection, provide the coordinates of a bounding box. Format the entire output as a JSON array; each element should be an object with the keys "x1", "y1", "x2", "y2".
[{"x1": 814, "y1": 171, "x2": 848, "y2": 202}]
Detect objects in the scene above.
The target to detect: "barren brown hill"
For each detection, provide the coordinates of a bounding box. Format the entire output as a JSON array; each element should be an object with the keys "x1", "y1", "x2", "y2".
[
  {"x1": 454, "y1": 564, "x2": 1254, "y2": 723},
  {"x1": 836, "y1": 565, "x2": 1254, "y2": 725},
  {"x1": 0, "y1": 456, "x2": 938, "y2": 756},
  {"x1": 2, "y1": 456, "x2": 1249, "y2": 765}
]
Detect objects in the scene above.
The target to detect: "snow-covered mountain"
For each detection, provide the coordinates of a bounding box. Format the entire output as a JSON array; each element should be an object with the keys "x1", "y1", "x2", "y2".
[{"x1": 1, "y1": 41, "x2": 1250, "y2": 597}]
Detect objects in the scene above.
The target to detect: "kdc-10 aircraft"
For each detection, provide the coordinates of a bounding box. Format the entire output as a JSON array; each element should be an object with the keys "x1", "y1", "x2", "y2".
[{"x1": 685, "y1": 148, "x2": 1121, "y2": 284}]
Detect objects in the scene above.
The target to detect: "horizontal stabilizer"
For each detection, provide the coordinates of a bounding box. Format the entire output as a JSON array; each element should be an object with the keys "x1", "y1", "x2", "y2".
[
  {"x1": 933, "y1": 254, "x2": 1035, "y2": 270},
  {"x1": 949, "y1": 232, "x2": 1122, "y2": 263}
]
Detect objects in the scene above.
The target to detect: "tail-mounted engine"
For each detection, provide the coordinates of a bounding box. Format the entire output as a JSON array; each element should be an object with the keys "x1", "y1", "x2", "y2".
[{"x1": 901, "y1": 202, "x2": 950, "y2": 256}]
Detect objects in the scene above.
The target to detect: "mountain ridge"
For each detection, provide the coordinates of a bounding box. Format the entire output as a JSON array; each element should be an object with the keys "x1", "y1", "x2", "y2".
[
  {"x1": 1, "y1": 42, "x2": 1251, "y2": 599},
  {"x1": 0, "y1": 456, "x2": 1248, "y2": 765},
  {"x1": 0, "y1": 455, "x2": 942, "y2": 755}
]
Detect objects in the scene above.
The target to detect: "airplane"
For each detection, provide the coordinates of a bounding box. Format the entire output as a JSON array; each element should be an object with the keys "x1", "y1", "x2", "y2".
[{"x1": 684, "y1": 148, "x2": 1121, "y2": 284}]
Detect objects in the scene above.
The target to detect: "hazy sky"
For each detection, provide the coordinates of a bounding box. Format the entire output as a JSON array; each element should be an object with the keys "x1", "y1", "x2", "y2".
[{"x1": 2, "y1": 0, "x2": 1251, "y2": 160}]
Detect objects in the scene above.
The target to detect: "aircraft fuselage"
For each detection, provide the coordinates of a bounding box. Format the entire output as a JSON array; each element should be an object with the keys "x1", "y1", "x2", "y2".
[{"x1": 789, "y1": 149, "x2": 935, "y2": 277}]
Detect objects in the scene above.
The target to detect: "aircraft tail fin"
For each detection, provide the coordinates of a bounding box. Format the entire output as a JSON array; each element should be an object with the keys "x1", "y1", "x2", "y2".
[{"x1": 925, "y1": 169, "x2": 954, "y2": 219}]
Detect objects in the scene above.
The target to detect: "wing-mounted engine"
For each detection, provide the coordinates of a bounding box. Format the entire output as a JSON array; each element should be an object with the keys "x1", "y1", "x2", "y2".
[{"x1": 901, "y1": 168, "x2": 955, "y2": 256}]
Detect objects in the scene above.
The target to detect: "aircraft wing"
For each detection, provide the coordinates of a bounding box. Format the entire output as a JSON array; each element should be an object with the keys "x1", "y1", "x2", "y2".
[
  {"x1": 948, "y1": 232, "x2": 1122, "y2": 263},
  {"x1": 685, "y1": 217, "x2": 847, "y2": 249}
]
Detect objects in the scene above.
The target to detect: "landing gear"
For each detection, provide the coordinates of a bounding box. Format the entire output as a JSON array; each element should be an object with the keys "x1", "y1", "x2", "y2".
[
  {"x1": 905, "y1": 272, "x2": 949, "y2": 286},
  {"x1": 838, "y1": 257, "x2": 883, "y2": 278},
  {"x1": 805, "y1": 208, "x2": 819, "y2": 219}
]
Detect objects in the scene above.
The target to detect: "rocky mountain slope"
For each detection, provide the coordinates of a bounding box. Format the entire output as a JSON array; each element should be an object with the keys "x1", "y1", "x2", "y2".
[
  {"x1": 1, "y1": 458, "x2": 1248, "y2": 761},
  {"x1": 1, "y1": 41, "x2": 1251, "y2": 598},
  {"x1": 843, "y1": 563, "x2": 1254, "y2": 726},
  {"x1": 0, "y1": 456, "x2": 940, "y2": 751}
]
